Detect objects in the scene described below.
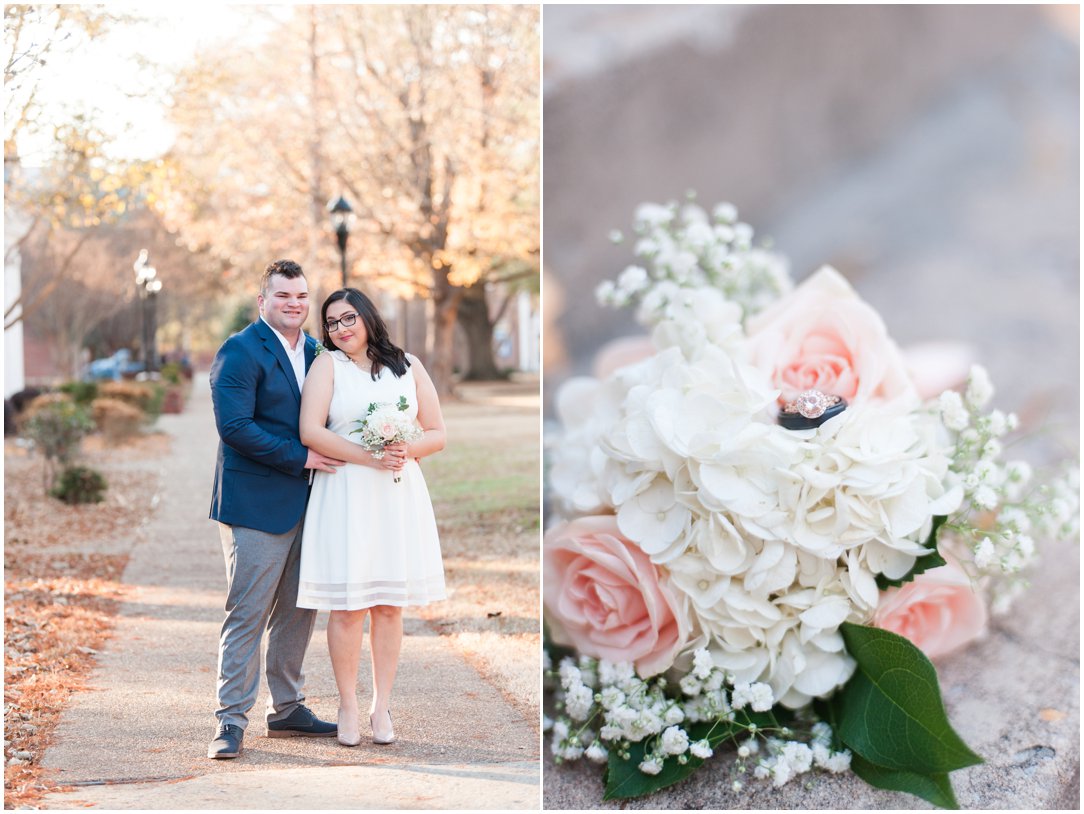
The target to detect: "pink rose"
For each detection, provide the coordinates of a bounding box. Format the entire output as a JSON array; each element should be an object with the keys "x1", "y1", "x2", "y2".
[
  {"x1": 746, "y1": 266, "x2": 916, "y2": 406},
  {"x1": 902, "y1": 341, "x2": 975, "y2": 401},
  {"x1": 543, "y1": 515, "x2": 687, "y2": 677},
  {"x1": 381, "y1": 423, "x2": 396, "y2": 440},
  {"x1": 873, "y1": 561, "x2": 987, "y2": 660},
  {"x1": 592, "y1": 336, "x2": 654, "y2": 379}
]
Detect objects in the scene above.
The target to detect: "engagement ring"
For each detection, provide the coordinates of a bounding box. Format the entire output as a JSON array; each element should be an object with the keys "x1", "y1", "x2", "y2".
[{"x1": 779, "y1": 389, "x2": 846, "y2": 429}]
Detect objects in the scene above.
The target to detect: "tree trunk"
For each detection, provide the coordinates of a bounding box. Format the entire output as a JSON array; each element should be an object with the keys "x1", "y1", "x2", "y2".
[
  {"x1": 429, "y1": 289, "x2": 460, "y2": 399},
  {"x1": 456, "y1": 283, "x2": 501, "y2": 381}
]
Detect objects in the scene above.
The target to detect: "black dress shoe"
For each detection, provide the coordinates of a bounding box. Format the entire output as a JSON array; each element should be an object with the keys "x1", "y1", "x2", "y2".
[
  {"x1": 266, "y1": 704, "x2": 338, "y2": 738},
  {"x1": 208, "y1": 724, "x2": 243, "y2": 759}
]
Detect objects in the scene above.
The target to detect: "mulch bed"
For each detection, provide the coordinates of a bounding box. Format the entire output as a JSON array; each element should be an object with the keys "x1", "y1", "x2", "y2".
[{"x1": 3, "y1": 435, "x2": 163, "y2": 809}]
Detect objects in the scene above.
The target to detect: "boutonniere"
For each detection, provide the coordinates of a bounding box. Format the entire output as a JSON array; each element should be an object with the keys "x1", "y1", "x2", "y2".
[{"x1": 312, "y1": 341, "x2": 326, "y2": 357}]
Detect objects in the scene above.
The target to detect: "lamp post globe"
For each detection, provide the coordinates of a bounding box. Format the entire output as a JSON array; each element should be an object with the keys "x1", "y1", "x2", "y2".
[
  {"x1": 327, "y1": 194, "x2": 354, "y2": 287},
  {"x1": 133, "y1": 249, "x2": 162, "y2": 374}
]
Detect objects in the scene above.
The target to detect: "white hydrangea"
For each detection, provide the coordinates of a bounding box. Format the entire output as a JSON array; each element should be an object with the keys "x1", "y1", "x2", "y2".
[
  {"x1": 577, "y1": 325, "x2": 960, "y2": 707},
  {"x1": 547, "y1": 372, "x2": 633, "y2": 519}
]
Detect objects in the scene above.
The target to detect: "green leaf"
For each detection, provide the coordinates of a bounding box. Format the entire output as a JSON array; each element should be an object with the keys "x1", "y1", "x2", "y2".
[
  {"x1": 876, "y1": 516, "x2": 948, "y2": 590},
  {"x1": 603, "y1": 733, "x2": 707, "y2": 800},
  {"x1": 812, "y1": 697, "x2": 845, "y2": 752},
  {"x1": 832, "y1": 623, "x2": 982, "y2": 775},
  {"x1": 850, "y1": 753, "x2": 959, "y2": 809},
  {"x1": 603, "y1": 711, "x2": 774, "y2": 800}
]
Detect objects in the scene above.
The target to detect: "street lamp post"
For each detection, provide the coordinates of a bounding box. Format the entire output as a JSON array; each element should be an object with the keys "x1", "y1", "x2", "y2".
[
  {"x1": 133, "y1": 249, "x2": 163, "y2": 373},
  {"x1": 327, "y1": 195, "x2": 354, "y2": 288}
]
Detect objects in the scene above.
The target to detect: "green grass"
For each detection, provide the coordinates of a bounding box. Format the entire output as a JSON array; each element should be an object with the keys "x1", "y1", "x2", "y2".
[{"x1": 425, "y1": 439, "x2": 539, "y2": 529}]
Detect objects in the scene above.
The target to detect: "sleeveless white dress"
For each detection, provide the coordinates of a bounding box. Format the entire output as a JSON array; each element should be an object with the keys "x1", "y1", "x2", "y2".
[{"x1": 297, "y1": 350, "x2": 446, "y2": 610}]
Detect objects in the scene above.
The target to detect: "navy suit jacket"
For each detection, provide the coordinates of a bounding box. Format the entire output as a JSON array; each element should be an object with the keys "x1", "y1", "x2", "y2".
[{"x1": 208, "y1": 319, "x2": 318, "y2": 534}]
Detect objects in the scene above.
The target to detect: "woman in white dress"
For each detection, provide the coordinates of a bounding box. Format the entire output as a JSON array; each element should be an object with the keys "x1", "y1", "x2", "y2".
[{"x1": 297, "y1": 287, "x2": 446, "y2": 747}]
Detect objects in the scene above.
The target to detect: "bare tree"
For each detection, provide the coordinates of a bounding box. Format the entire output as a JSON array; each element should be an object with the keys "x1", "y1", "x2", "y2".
[
  {"x1": 163, "y1": 4, "x2": 539, "y2": 395},
  {"x1": 5, "y1": 117, "x2": 167, "y2": 331},
  {"x1": 4, "y1": 5, "x2": 127, "y2": 159}
]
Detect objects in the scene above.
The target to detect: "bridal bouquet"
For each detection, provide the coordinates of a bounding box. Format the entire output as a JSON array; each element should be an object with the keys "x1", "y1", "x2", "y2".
[
  {"x1": 543, "y1": 197, "x2": 1078, "y2": 808},
  {"x1": 351, "y1": 396, "x2": 422, "y2": 483}
]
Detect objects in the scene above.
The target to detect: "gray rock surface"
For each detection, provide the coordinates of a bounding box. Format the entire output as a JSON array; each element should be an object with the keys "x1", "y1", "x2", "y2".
[
  {"x1": 542, "y1": 3, "x2": 1078, "y2": 809},
  {"x1": 40, "y1": 376, "x2": 539, "y2": 809}
]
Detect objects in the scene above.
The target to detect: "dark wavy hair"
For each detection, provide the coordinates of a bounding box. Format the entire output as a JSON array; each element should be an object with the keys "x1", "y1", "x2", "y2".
[{"x1": 321, "y1": 288, "x2": 409, "y2": 379}]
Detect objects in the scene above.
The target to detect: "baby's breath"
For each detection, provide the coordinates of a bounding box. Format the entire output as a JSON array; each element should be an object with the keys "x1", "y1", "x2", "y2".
[
  {"x1": 937, "y1": 366, "x2": 1080, "y2": 611},
  {"x1": 596, "y1": 194, "x2": 791, "y2": 322},
  {"x1": 545, "y1": 648, "x2": 852, "y2": 794}
]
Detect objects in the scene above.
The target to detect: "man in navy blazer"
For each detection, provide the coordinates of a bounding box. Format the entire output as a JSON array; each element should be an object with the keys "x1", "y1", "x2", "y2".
[{"x1": 207, "y1": 259, "x2": 344, "y2": 759}]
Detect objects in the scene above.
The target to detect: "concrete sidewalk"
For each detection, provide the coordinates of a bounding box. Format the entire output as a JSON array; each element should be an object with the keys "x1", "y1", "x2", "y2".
[{"x1": 40, "y1": 376, "x2": 539, "y2": 810}]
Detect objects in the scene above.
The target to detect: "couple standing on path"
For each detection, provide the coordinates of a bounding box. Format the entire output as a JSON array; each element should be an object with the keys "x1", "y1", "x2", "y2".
[{"x1": 207, "y1": 259, "x2": 447, "y2": 759}]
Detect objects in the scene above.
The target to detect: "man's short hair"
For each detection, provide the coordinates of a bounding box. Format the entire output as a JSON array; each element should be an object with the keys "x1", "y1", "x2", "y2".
[{"x1": 261, "y1": 259, "x2": 305, "y2": 295}]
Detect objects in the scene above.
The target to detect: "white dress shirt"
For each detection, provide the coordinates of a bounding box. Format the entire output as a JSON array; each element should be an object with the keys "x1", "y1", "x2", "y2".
[{"x1": 261, "y1": 316, "x2": 307, "y2": 393}]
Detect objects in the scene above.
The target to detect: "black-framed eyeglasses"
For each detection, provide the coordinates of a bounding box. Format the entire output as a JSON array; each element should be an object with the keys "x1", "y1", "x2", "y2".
[{"x1": 325, "y1": 313, "x2": 359, "y2": 332}]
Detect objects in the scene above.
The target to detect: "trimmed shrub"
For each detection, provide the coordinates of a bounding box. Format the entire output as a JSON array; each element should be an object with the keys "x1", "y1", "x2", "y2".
[
  {"x1": 21, "y1": 396, "x2": 94, "y2": 493},
  {"x1": 59, "y1": 380, "x2": 99, "y2": 406},
  {"x1": 21, "y1": 395, "x2": 94, "y2": 459},
  {"x1": 19, "y1": 392, "x2": 71, "y2": 426},
  {"x1": 97, "y1": 381, "x2": 165, "y2": 421},
  {"x1": 51, "y1": 465, "x2": 107, "y2": 505},
  {"x1": 160, "y1": 362, "x2": 183, "y2": 385},
  {"x1": 91, "y1": 397, "x2": 145, "y2": 442}
]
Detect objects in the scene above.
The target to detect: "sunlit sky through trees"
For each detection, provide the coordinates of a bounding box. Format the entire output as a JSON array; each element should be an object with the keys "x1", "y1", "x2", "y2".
[{"x1": 11, "y1": 4, "x2": 285, "y2": 164}]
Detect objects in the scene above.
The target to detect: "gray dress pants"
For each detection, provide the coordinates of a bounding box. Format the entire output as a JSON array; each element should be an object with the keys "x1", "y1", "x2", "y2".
[{"x1": 215, "y1": 520, "x2": 316, "y2": 730}]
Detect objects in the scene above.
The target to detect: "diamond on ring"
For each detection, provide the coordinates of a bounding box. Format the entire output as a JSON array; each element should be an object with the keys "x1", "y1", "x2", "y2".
[
  {"x1": 790, "y1": 390, "x2": 837, "y2": 418},
  {"x1": 779, "y1": 389, "x2": 846, "y2": 429}
]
